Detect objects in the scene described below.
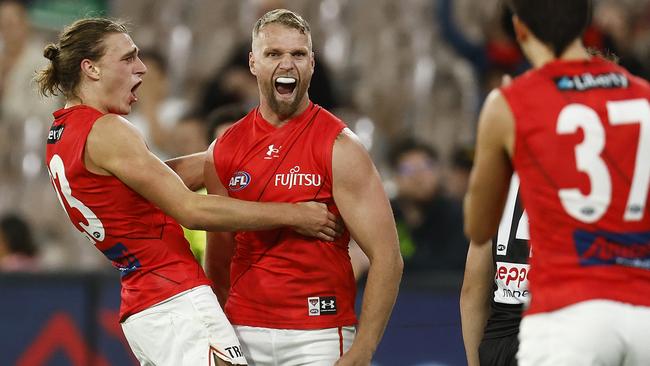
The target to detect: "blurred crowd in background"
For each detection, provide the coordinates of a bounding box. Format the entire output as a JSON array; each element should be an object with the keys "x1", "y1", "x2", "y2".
[{"x1": 1, "y1": 0, "x2": 650, "y2": 277}]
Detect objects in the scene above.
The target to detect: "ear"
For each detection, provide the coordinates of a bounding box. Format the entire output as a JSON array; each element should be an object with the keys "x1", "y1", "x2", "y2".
[
  {"x1": 512, "y1": 15, "x2": 529, "y2": 44},
  {"x1": 80, "y1": 59, "x2": 101, "y2": 81},
  {"x1": 249, "y1": 51, "x2": 256, "y2": 76},
  {"x1": 310, "y1": 51, "x2": 315, "y2": 73}
]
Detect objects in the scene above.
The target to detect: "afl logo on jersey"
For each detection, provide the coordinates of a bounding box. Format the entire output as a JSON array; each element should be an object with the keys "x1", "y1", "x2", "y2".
[{"x1": 229, "y1": 171, "x2": 251, "y2": 191}]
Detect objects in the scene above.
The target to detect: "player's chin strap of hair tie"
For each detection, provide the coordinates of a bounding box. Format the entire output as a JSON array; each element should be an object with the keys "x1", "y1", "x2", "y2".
[{"x1": 44, "y1": 44, "x2": 60, "y2": 62}]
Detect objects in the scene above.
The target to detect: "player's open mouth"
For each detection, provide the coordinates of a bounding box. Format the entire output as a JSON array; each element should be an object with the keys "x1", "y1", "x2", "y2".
[
  {"x1": 131, "y1": 81, "x2": 142, "y2": 102},
  {"x1": 275, "y1": 76, "x2": 297, "y2": 96}
]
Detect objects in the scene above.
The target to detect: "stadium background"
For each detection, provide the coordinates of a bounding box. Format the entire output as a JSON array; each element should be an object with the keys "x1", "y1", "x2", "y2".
[{"x1": 1, "y1": 0, "x2": 649, "y2": 365}]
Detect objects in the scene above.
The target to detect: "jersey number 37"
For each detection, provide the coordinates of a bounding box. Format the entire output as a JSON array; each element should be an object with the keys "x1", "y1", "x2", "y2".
[{"x1": 556, "y1": 99, "x2": 650, "y2": 223}]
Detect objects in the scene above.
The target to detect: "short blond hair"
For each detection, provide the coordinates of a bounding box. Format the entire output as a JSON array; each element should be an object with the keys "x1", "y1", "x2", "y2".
[{"x1": 252, "y1": 9, "x2": 311, "y2": 48}]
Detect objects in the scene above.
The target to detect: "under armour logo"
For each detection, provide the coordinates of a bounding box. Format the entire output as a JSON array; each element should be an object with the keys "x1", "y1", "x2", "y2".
[
  {"x1": 264, "y1": 144, "x2": 281, "y2": 159},
  {"x1": 319, "y1": 296, "x2": 337, "y2": 315}
]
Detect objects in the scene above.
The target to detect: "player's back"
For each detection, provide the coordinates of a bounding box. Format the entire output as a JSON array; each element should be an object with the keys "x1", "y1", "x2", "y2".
[
  {"x1": 46, "y1": 105, "x2": 210, "y2": 320},
  {"x1": 501, "y1": 57, "x2": 650, "y2": 315}
]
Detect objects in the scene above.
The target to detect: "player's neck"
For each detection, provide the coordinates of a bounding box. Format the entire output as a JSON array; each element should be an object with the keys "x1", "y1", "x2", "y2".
[
  {"x1": 66, "y1": 85, "x2": 109, "y2": 113},
  {"x1": 259, "y1": 97, "x2": 310, "y2": 127},
  {"x1": 526, "y1": 39, "x2": 590, "y2": 69}
]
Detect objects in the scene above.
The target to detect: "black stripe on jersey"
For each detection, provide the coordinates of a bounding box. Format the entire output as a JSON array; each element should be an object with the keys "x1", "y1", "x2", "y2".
[{"x1": 495, "y1": 197, "x2": 530, "y2": 261}]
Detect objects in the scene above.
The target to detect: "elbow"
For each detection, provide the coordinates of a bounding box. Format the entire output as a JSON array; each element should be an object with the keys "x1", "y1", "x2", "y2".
[
  {"x1": 395, "y1": 252, "x2": 404, "y2": 276},
  {"x1": 387, "y1": 247, "x2": 404, "y2": 280},
  {"x1": 464, "y1": 220, "x2": 492, "y2": 245},
  {"x1": 459, "y1": 280, "x2": 473, "y2": 306}
]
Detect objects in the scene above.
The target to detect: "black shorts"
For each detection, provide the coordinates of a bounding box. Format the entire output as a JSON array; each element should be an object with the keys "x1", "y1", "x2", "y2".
[{"x1": 479, "y1": 333, "x2": 519, "y2": 366}]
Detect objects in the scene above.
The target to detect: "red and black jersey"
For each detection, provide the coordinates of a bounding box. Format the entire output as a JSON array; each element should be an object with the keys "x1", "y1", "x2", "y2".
[
  {"x1": 45, "y1": 105, "x2": 210, "y2": 321},
  {"x1": 501, "y1": 57, "x2": 650, "y2": 315},
  {"x1": 213, "y1": 102, "x2": 357, "y2": 329}
]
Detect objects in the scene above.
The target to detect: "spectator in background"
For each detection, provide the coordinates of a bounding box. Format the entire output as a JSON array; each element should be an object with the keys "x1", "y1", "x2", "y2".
[
  {"x1": 589, "y1": 1, "x2": 649, "y2": 80},
  {"x1": 171, "y1": 110, "x2": 208, "y2": 157},
  {"x1": 0, "y1": 0, "x2": 58, "y2": 176},
  {"x1": 0, "y1": 0, "x2": 58, "y2": 123},
  {"x1": 437, "y1": 0, "x2": 527, "y2": 102},
  {"x1": 446, "y1": 144, "x2": 474, "y2": 203},
  {"x1": 198, "y1": 48, "x2": 262, "y2": 115},
  {"x1": 205, "y1": 103, "x2": 248, "y2": 143},
  {"x1": 389, "y1": 139, "x2": 467, "y2": 272},
  {"x1": 129, "y1": 49, "x2": 188, "y2": 159},
  {"x1": 0, "y1": 213, "x2": 39, "y2": 271}
]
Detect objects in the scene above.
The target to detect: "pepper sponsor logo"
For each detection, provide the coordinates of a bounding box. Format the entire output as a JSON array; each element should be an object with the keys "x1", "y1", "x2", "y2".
[{"x1": 494, "y1": 261, "x2": 530, "y2": 305}]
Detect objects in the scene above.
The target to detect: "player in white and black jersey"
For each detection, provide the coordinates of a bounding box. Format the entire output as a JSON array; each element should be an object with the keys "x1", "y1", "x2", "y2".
[{"x1": 461, "y1": 174, "x2": 530, "y2": 366}]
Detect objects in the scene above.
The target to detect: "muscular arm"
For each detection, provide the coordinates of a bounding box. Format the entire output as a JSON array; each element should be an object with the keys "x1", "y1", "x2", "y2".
[
  {"x1": 204, "y1": 141, "x2": 236, "y2": 306},
  {"x1": 333, "y1": 130, "x2": 403, "y2": 365},
  {"x1": 85, "y1": 114, "x2": 339, "y2": 235},
  {"x1": 165, "y1": 151, "x2": 206, "y2": 191},
  {"x1": 349, "y1": 239, "x2": 370, "y2": 282},
  {"x1": 460, "y1": 240, "x2": 494, "y2": 366},
  {"x1": 464, "y1": 89, "x2": 515, "y2": 243}
]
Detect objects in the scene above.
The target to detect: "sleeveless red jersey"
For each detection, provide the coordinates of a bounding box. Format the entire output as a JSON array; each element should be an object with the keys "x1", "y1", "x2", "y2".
[
  {"x1": 501, "y1": 58, "x2": 650, "y2": 315},
  {"x1": 45, "y1": 105, "x2": 210, "y2": 321},
  {"x1": 213, "y1": 102, "x2": 357, "y2": 329}
]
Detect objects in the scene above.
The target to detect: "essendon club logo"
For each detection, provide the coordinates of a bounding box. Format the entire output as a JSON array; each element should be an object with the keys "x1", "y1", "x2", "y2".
[
  {"x1": 308, "y1": 296, "x2": 337, "y2": 316},
  {"x1": 228, "y1": 171, "x2": 251, "y2": 191},
  {"x1": 308, "y1": 297, "x2": 320, "y2": 316}
]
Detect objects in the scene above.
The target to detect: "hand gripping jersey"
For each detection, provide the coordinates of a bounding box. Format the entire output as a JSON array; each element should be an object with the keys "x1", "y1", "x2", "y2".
[
  {"x1": 483, "y1": 174, "x2": 531, "y2": 339},
  {"x1": 45, "y1": 105, "x2": 210, "y2": 321},
  {"x1": 213, "y1": 102, "x2": 357, "y2": 329},
  {"x1": 501, "y1": 58, "x2": 650, "y2": 315}
]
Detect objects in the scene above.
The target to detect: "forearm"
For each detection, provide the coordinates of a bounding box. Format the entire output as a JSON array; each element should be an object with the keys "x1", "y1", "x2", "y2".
[
  {"x1": 460, "y1": 240, "x2": 493, "y2": 366},
  {"x1": 165, "y1": 152, "x2": 206, "y2": 191},
  {"x1": 351, "y1": 254, "x2": 403, "y2": 356},
  {"x1": 205, "y1": 232, "x2": 235, "y2": 307},
  {"x1": 460, "y1": 288, "x2": 490, "y2": 366},
  {"x1": 187, "y1": 194, "x2": 298, "y2": 231}
]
